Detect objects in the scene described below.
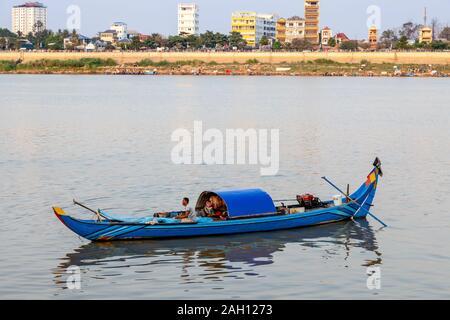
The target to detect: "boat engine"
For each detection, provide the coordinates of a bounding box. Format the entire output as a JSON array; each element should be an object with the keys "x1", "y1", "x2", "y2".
[{"x1": 296, "y1": 194, "x2": 323, "y2": 209}]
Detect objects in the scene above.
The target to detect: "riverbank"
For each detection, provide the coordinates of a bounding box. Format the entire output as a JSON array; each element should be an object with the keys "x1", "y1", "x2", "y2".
[
  {"x1": 1, "y1": 57, "x2": 449, "y2": 77},
  {"x1": 1, "y1": 51, "x2": 450, "y2": 65}
]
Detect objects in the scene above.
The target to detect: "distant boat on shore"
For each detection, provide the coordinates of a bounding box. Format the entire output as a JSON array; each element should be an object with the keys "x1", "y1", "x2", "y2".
[{"x1": 144, "y1": 70, "x2": 157, "y2": 75}]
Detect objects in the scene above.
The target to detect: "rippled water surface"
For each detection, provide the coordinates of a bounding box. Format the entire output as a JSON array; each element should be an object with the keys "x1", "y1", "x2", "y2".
[{"x1": 0, "y1": 75, "x2": 449, "y2": 299}]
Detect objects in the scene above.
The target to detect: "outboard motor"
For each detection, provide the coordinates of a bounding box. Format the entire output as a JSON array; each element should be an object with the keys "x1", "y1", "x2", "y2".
[{"x1": 296, "y1": 194, "x2": 323, "y2": 209}]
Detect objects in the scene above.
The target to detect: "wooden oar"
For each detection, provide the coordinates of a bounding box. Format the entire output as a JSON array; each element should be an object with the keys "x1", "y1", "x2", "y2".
[
  {"x1": 73, "y1": 199, "x2": 105, "y2": 222},
  {"x1": 321, "y1": 176, "x2": 387, "y2": 227}
]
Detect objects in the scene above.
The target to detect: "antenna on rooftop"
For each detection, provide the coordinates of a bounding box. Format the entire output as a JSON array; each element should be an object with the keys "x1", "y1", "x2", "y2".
[{"x1": 424, "y1": 7, "x2": 427, "y2": 26}]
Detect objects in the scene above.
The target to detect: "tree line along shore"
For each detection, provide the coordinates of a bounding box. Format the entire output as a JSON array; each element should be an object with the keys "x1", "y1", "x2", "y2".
[{"x1": 1, "y1": 52, "x2": 449, "y2": 77}]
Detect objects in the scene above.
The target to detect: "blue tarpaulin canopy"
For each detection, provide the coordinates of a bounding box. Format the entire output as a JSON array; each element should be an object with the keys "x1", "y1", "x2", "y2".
[{"x1": 196, "y1": 188, "x2": 276, "y2": 218}]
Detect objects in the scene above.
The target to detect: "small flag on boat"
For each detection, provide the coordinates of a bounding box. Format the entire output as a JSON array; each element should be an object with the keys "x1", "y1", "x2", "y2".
[
  {"x1": 366, "y1": 171, "x2": 377, "y2": 186},
  {"x1": 373, "y1": 157, "x2": 383, "y2": 177}
]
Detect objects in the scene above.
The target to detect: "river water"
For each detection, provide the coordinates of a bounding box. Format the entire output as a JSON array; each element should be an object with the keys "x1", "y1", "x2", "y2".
[{"x1": 0, "y1": 75, "x2": 449, "y2": 299}]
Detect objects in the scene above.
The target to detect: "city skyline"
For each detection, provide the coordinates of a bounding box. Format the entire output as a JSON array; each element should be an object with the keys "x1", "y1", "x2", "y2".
[{"x1": 1, "y1": 0, "x2": 450, "y2": 38}]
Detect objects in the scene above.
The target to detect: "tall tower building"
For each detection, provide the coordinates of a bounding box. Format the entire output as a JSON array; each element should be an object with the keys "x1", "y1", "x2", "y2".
[
  {"x1": 276, "y1": 18, "x2": 287, "y2": 43},
  {"x1": 368, "y1": 26, "x2": 378, "y2": 50},
  {"x1": 419, "y1": 7, "x2": 433, "y2": 44},
  {"x1": 11, "y1": 2, "x2": 47, "y2": 35},
  {"x1": 304, "y1": 0, "x2": 320, "y2": 44},
  {"x1": 178, "y1": 3, "x2": 199, "y2": 36}
]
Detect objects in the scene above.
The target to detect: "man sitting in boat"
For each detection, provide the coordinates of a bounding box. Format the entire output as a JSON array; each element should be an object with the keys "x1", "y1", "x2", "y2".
[{"x1": 175, "y1": 197, "x2": 197, "y2": 222}]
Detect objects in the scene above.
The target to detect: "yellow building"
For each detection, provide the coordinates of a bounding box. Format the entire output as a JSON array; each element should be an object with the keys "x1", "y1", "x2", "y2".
[
  {"x1": 99, "y1": 30, "x2": 117, "y2": 43},
  {"x1": 419, "y1": 27, "x2": 433, "y2": 44},
  {"x1": 231, "y1": 11, "x2": 257, "y2": 47},
  {"x1": 231, "y1": 11, "x2": 277, "y2": 47},
  {"x1": 368, "y1": 26, "x2": 378, "y2": 50},
  {"x1": 276, "y1": 18, "x2": 286, "y2": 43},
  {"x1": 304, "y1": 0, "x2": 320, "y2": 44}
]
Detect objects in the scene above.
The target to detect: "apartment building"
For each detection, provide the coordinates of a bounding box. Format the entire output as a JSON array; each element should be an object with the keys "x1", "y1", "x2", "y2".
[
  {"x1": 11, "y1": 2, "x2": 47, "y2": 35},
  {"x1": 178, "y1": 3, "x2": 199, "y2": 35},
  {"x1": 304, "y1": 0, "x2": 320, "y2": 44},
  {"x1": 285, "y1": 16, "x2": 306, "y2": 43},
  {"x1": 110, "y1": 22, "x2": 128, "y2": 40},
  {"x1": 231, "y1": 11, "x2": 277, "y2": 47}
]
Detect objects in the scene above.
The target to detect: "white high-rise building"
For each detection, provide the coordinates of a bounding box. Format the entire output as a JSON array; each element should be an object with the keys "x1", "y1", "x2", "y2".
[
  {"x1": 110, "y1": 22, "x2": 128, "y2": 40},
  {"x1": 12, "y1": 2, "x2": 47, "y2": 35},
  {"x1": 178, "y1": 3, "x2": 199, "y2": 35}
]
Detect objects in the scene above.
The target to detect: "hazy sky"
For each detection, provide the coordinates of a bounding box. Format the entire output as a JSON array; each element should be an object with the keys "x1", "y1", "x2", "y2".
[{"x1": 1, "y1": 0, "x2": 450, "y2": 38}]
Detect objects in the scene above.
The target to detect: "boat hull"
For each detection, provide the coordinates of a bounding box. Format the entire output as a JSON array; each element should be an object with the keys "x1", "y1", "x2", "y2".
[
  {"x1": 56, "y1": 210, "x2": 352, "y2": 241},
  {"x1": 55, "y1": 187, "x2": 374, "y2": 241}
]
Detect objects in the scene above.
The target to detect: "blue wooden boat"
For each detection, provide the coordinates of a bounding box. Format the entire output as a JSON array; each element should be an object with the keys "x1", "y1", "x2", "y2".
[{"x1": 53, "y1": 159, "x2": 383, "y2": 241}]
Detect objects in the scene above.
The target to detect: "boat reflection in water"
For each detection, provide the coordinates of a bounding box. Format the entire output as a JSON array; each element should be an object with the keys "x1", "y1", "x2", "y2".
[{"x1": 54, "y1": 220, "x2": 382, "y2": 292}]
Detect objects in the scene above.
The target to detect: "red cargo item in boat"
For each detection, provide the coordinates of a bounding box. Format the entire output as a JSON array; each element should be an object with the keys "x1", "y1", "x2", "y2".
[{"x1": 297, "y1": 194, "x2": 322, "y2": 209}]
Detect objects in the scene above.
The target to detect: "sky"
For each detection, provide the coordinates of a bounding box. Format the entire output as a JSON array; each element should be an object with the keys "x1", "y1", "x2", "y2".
[{"x1": 1, "y1": 0, "x2": 450, "y2": 38}]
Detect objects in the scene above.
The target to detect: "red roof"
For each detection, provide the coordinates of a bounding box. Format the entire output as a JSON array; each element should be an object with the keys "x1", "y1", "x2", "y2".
[
  {"x1": 336, "y1": 33, "x2": 350, "y2": 40},
  {"x1": 15, "y1": 2, "x2": 46, "y2": 8}
]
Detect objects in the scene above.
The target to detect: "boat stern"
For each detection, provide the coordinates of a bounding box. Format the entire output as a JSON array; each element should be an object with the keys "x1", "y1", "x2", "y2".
[
  {"x1": 52, "y1": 206, "x2": 107, "y2": 241},
  {"x1": 53, "y1": 206, "x2": 68, "y2": 225}
]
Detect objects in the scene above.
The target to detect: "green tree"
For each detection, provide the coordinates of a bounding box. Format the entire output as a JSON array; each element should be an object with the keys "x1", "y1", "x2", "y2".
[
  {"x1": 44, "y1": 31, "x2": 65, "y2": 50},
  {"x1": 259, "y1": 35, "x2": 269, "y2": 46},
  {"x1": 339, "y1": 40, "x2": 359, "y2": 51},
  {"x1": 0, "y1": 28, "x2": 17, "y2": 38},
  {"x1": 70, "y1": 29, "x2": 79, "y2": 46},
  {"x1": 129, "y1": 35, "x2": 142, "y2": 50},
  {"x1": 228, "y1": 31, "x2": 246, "y2": 49},
  {"x1": 395, "y1": 36, "x2": 410, "y2": 50},
  {"x1": 185, "y1": 34, "x2": 200, "y2": 49},
  {"x1": 168, "y1": 35, "x2": 187, "y2": 49},
  {"x1": 144, "y1": 33, "x2": 167, "y2": 49},
  {"x1": 399, "y1": 22, "x2": 420, "y2": 40},
  {"x1": 0, "y1": 37, "x2": 6, "y2": 50},
  {"x1": 198, "y1": 31, "x2": 217, "y2": 48},
  {"x1": 380, "y1": 29, "x2": 398, "y2": 49},
  {"x1": 439, "y1": 27, "x2": 450, "y2": 41},
  {"x1": 33, "y1": 20, "x2": 44, "y2": 34},
  {"x1": 431, "y1": 40, "x2": 448, "y2": 50},
  {"x1": 272, "y1": 41, "x2": 282, "y2": 50},
  {"x1": 327, "y1": 37, "x2": 336, "y2": 47},
  {"x1": 414, "y1": 40, "x2": 424, "y2": 49},
  {"x1": 213, "y1": 32, "x2": 228, "y2": 48},
  {"x1": 291, "y1": 38, "x2": 313, "y2": 51}
]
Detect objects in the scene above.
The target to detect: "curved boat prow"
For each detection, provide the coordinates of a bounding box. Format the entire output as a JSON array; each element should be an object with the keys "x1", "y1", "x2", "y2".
[
  {"x1": 53, "y1": 207, "x2": 67, "y2": 223},
  {"x1": 350, "y1": 158, "x2": 383, "y2": 218}
]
